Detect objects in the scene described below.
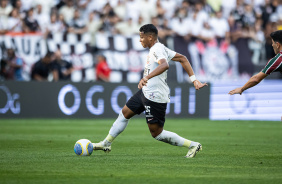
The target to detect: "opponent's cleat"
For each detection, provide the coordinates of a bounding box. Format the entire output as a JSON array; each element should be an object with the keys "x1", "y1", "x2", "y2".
[
  {"x1": 92, "y1": 142, "x2": 111, "y2": 153},
  {"x1": 185, "y1": 143, "x2": 202, "y2": 158}
]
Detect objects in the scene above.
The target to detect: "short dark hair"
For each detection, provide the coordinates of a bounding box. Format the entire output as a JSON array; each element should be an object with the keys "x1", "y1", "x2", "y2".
[
  {"x1": 270, "y1": 30, "x2": 282, "y2": 44},
  {"x1": 44, "y1": 51, "x2": 54, "y2": 58},
  {"x1": 139, "y1": 24, "x2": 158, "y2": 36}
]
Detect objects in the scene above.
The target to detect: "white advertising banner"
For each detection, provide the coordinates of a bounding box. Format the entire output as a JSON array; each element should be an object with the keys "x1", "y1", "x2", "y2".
[{"x1": 210, "y1": 80, "x2": 282, "y2": 121}]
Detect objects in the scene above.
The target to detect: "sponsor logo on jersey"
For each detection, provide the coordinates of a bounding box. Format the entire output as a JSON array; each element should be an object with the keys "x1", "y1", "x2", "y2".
[{"x1": 153, "y1": 52, "x2": 158, "y2": 60}]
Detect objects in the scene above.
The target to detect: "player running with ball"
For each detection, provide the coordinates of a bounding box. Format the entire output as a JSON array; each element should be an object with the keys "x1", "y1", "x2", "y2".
[{"x1": 93, "y1": 24, "x2": 207, "y2": 158}]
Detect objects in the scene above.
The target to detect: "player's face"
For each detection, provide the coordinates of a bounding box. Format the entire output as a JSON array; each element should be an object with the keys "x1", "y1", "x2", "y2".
[
  {"x1": 139, "y1": 32, "x2": 150, "y2": 48},
  {"x1": 272, "y1": 39, "x2": 280, "y2": 54}
]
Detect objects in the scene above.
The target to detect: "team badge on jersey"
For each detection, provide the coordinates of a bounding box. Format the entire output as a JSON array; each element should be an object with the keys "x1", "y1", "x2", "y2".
[{"x1": 149, "y1": 92, "x2": 155, "y2": 99}]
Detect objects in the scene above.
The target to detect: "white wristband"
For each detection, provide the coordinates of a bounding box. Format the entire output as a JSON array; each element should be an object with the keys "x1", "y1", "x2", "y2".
[{"x1": 189, "y1": 75, "x2": 196, "y2": 82}]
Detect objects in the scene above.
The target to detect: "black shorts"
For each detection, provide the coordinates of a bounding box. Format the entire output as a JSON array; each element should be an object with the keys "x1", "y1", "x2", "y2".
[{"x1": 126, "y1": 89, "x2": 167, "y2": 127}]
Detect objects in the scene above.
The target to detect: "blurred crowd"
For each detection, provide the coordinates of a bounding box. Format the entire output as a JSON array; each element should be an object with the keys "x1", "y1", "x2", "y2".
[{"x1": 0, "y1": 0, "x2": 282, "y2": 81}]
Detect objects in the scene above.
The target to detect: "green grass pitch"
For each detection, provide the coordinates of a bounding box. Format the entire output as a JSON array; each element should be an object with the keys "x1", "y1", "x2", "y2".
[{"x1": 1, "y1": 119, "x2": 282, "y2": 184}]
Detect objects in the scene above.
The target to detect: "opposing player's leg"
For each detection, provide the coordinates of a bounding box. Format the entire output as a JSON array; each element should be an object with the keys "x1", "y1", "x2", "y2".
[{"x1": 93, "y1": 90, "x2": 145, "y2": 153}]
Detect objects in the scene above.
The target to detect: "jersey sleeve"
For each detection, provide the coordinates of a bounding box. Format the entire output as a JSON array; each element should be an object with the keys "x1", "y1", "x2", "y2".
[
  {"x1": 166, "y1": 47, "x2": 176, "y2": 61},
  {"x1": 153, "y1": 45, "x2": 176, "y2": 63},
  {"x1": 261, "y1": 53, "x2": 282, "y2": 75}
]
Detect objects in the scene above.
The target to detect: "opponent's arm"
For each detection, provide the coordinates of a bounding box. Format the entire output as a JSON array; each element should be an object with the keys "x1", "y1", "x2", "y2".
[
  {"x1": 228, "y1": 72, "x2": 267, "y2": 95},
  {"x1": 138, "y1": 58, "x2": 168, "y2": 89},
  {"x1": 172, "y1": 53, "x2": 207, "y2": 90}
]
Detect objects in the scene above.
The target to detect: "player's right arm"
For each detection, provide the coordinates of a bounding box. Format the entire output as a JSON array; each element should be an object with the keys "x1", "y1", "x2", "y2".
[
  {"x1": 172, "y1": 53, "x2": 207, "y2": 90},
  {"x1": 228, "y1": 72, "x2": 267, "y2": 95},
  {"x1": 138, "y1": 58, "x2": 169, "y2": 89},
  {"x1": 229, "y1": 53, "x2": 281, "y2": 95}
]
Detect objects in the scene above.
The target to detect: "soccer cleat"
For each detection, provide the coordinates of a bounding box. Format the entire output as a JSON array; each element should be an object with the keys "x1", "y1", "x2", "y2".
[
  {"x1": 92, "y1": 142, "x2": 111, "y2": 153},
  {"x1": 185, "y1": 143, "x2": 202, "y2": 158}
]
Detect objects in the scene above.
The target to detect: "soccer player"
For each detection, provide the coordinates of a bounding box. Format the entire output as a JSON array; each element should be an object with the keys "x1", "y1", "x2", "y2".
[
  {"x1": 229, "y1": 30, "x2": 282, "y2": 95},
  {"x1": 93, "y1": 24, "x2": 207, "y2": 158}
]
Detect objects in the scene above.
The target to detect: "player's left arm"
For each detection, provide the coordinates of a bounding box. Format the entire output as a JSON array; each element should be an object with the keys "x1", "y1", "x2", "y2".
[
  {"x1": 172, "y1": 53, "x2": 207, "y2": 90},
  {"x1": 228, "y1": 72, "x2": 268, "y2": 95},
  {"x1": 138, "y1": 59, "x2": 169, "y2": 89}
]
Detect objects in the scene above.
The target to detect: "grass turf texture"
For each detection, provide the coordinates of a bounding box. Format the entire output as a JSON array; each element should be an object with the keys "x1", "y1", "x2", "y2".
[{"x1": 0, "y1": 119, "x2": 282, "y2": 184}]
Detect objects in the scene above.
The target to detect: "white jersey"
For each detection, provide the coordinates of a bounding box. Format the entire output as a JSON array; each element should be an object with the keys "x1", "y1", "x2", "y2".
[{"x1": 142, "y1": 42, "x2": 176, "y2": 103}]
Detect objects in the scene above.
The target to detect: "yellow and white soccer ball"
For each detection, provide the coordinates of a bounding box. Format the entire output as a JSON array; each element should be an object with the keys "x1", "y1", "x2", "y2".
[{"x1": 74, "y1": 139, "x2": 93, "y2": 156}]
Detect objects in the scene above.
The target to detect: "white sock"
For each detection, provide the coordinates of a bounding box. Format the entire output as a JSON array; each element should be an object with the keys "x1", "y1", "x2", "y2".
[
  {"x1": 189, "y1": 141, "x2": 198, "y2": 148},
  {"x1": 103, "y1": 111, "x2": 129, "y2": 146},
  {"x1": 155, "y1": 130, "x2": 190, "y2": 147}
]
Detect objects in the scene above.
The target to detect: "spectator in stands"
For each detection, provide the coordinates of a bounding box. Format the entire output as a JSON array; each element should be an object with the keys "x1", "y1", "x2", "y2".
[
  {"x1": 139, "y1": 0, "x2": 157, "y2": 24},
  {"x1": 264, "y1": 17, "x2": 277, "y2": 60},
  {"x1": 95, "y1": 55, "x2": 111, "y2": 82},
  {"x1": 101, "y1": 2, "x2": 114, "y2": 17},
  {"x1": 58, "y1": 14, "x2": 68, "y2": 32},
  {"x1": 78, "y1": 0, "x2": 107, "y2": 22},
  {"x1": 209, "y1": 9, "x2": 230, "y2": 43},
  {"x1": 170, "y1": 7, "x2": 190, "y2": 37},
  {"x1": 87, "y1": 11, "x2": 102, "y2": 52},
  {"x1": 276, "y1": 16, "x2": 282, "y2": 31},
  {"x1": 241, "y1": 3, "x2": 257, "y2": 28},
  {"x1": 276, "y1": 2, "x2": 282, "y2": 23},
  {"x1": 115, "y1": 17, "x2": 139, "y2": 36},
  {"x1": 47, "y1": 14, "x2": 62, "y2": 34},
  {"x1": 202, "y1": 0, "x2": 215, "y2": 15},
  {"x1": 1, "y1": 48, "x2": 24, "y2": 80},
  {"x1": 100, "y1": 7, "x2": 119, "y2": 35},
  {"x1": 51, "y1": 49, "x2": 73, "y2": 81},
  {"x1": 151, "y1": 16, "x2": 159, "y2": 28},
  {"x1": 16, "y1": 0, "x2": 32, "y2": 13},
  {"x1": 67, "y1": 9, "x2": 88, "y2": 34},
  {"x1": 259, "y1": 0, "x2": 278, "y2": 29},
  {"x1": 152, "y1": 17, "x2": 174, "y2": 46},
  {"x1": 89, "y1": 0, "x2": 108, "y2": 13},
  {"x1": 126, "y1": 0, "x2": 140, "y2": 22},
  {"x1": 12, "y1": 0, "x2": 25, "y2": 19},
  {"x1": 199, "y1": 21, "x2": 216, "y2": 42},
  {"x1": 0, "y1": 20, "x2": 7, "y2": 34},
  {"x1": 188, "y1": 1, "x2": 209, "y2": 39},
  {"x1": 23, "y1": 8, "x2": 40, "y2": 33},
  {"x1": 0, "y1": 0, "x2": 13, "y2": 28},
  {"x1": 252, "y1": 0, "x2": 265, "y2": 9},
  {"x1": 34, "y1": 4, "x2": 50, "y2": 34},
  {"x1": 160, "y1": 0, "x2": 178, "y2": 19},
  {"x1": 221, "y1": 0, "x2": 236, "y2": 18},
  {"x1": 230, "y1": 0, "x2": 245, "y2": 27},
  {"x1": 248, "y1": 19, "x2": 265, "y2": 64},
  {"x1": 59, "y1": 0, "x2": 75, "y2": 25},
  {"x1": 228, "y1": 14, "x2": 244, "y2": 42},
  {"x1": 77, "y1": 0, "x2": 92, "y2": 20},
  {"x1": 136, "y1": 16, "x2": 145, "y2": 30},
  {"x1": 31, "y1": 52, "x2": 53, "y2": 81},
  {"x1": 155, "y1": 0, "x2": 166, "y2": 19},
  {"x1": 113, "y1": 0, "x2": 126, "y2": 21},
  {"x1": 7, "y1": 8, "x2": 22, "y2": 32},
  {"x1": 0, "y1": 0, "x2": 12, "y2": 16},
  {"x1": 207, "y1": 0, "x2": 222, "y2": 12},
  {"x1": 32, "y1": 0, "x2": 55, "y2": 16}
]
